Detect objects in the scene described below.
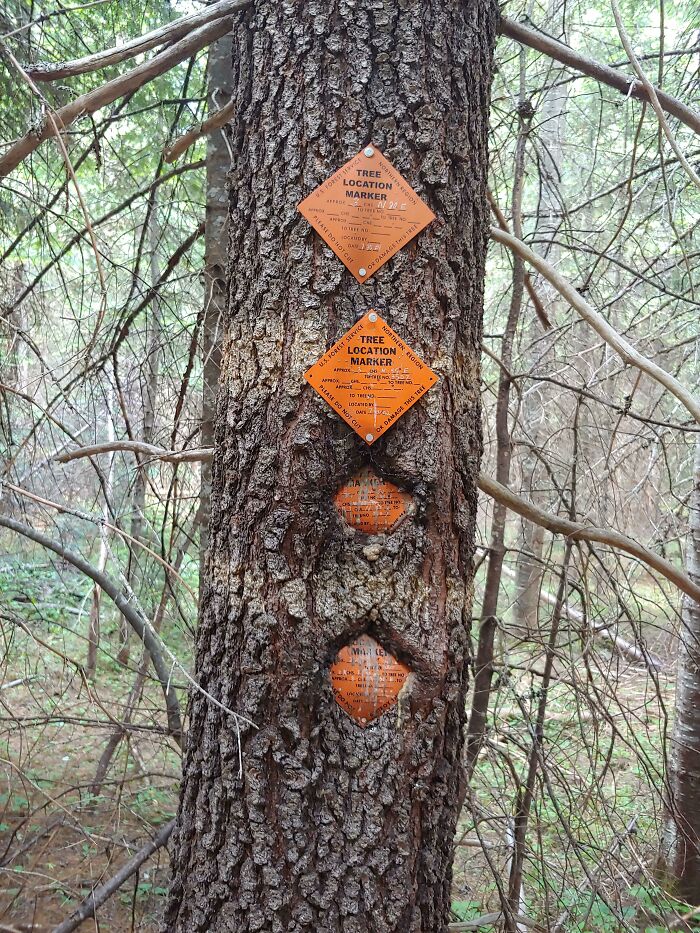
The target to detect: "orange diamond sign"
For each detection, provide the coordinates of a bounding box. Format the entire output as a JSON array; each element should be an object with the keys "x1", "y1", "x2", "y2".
[
  {"x1": 330, "y1": 634, "x2": 410, "y2": 727},
  {"x1": 297, "y1": 144, "x2": 435, "y2": 282},
  {"x1": 304, "y1": 311, "x2": 437, "y2": 445},
  {"x1": 335, "y1": 466, "x2": 412, "y2": 534}
]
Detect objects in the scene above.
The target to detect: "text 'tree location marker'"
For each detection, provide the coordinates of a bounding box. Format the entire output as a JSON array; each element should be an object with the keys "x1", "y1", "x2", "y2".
[
  {"x1": 330, "y1": 634, "x2": 410, "y2": 727},
  {"x1": 297, "y1": 144, "x2": 435, "y2": 283},
  {"x1": 335, "y1": 466, "x2": 412, "y2": 535},
  {"x1": 303, "y1": 311, "x2": 438, "y2": 445}
]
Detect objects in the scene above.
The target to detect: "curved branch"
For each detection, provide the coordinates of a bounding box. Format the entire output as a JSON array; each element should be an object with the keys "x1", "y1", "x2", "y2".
[
  {"x1": 56, "y1": 440, "x2": 214, "y2": 464},
  {"x1": 0, "y1": 515, "x2": 183, "y2": 742},
  {"x1": 164, "y1": 99, "x2": 235, "y2": 162},
  {"x1": 0, "y1": 19, "x2": 234, "y2": 177},
  {"x1": 27, "y1": 0, "x2": 251, "y2": 81},
  {"x1": 490, "y1": 227, "x2": 700, "y2": 426},
  {"x1": 499, "y1": 16, "x2": 700, "y2": 137},
  {"x1": 478, "y1": 473, "x2": 700, "y2": 603}
]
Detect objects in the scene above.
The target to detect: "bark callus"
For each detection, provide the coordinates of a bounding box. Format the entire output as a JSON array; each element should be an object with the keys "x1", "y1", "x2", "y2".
[{"x1": 329, "y1": 632, "x2": 411, "y2": 727}]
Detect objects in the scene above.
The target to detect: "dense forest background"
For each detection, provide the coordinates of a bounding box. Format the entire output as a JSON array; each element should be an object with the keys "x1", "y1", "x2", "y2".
[{"x1": 0, "y1": 0, "x2": 699, "y2": 929}]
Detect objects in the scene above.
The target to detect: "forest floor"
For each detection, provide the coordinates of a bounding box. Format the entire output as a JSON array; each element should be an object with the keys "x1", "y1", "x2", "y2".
[{"x1": 0, "y1": 556, "x2": 692, "y2": 932}]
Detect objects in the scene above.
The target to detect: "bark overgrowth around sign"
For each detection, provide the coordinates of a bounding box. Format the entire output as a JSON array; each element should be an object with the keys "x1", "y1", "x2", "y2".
[{"x1": 162, "y1": 1, "x2": 498, "y2": 930}]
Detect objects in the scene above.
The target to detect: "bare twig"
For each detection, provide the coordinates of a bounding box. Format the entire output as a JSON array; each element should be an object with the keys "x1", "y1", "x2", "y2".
[
  {"x1": 478, "y1": 473, "x2": 700, "y2": 603},
  {"x1": 49, "y1": 819, "x2": 176, "y2": 933},
  {"x1": 26, "y1": 0, "x2": 252, "y2": 80},
  {"x1": 499, "y1": 16, "x2": 700, "y2": 136},
  {"x1": 0, "y1": 19, "x2": 237, "y2": 176},
  {"x1": 490, "y1": 227, "x2": 700, "y2": 426},
  {"x1": 164, "y1": 99, "x2": 235, "y2": 162}
]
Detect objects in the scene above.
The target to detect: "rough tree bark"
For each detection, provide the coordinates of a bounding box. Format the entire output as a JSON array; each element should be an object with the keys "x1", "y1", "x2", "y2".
[
  {"x1": 661, "y1": 438, "x2": 700, "y2": 902},
  {"x1": 165, "y1": 2, "x2": 497, "y2": 931}
]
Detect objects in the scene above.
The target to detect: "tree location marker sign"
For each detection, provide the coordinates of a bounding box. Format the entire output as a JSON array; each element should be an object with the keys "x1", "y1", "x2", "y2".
[
  {"x1": 330, "y1": 634, "x2": 410, "y2": 727},
  {"x1": 303, "y1": 311, "x2": 438, "y2": 445},
  {"x1": 297, "y1": 145, "x2": 435, "y2": 282},
  {"x1": 335, "y1": 466, "x2": 412, "y2": 535}
]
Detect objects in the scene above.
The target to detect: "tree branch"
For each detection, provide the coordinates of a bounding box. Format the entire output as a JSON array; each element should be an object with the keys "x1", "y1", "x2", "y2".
[
  {"x1": 56, "y1": 440, "x2": 214, "y2": 463},
  {"x1": 53, "y1": 442, "x2": 699, "y2": 605},
  {"x1": 50, "y1": 819, "x2": 175, "y2": 933},
  {"x1": 478, "y1": 473, "x2": 700, "y2": 603},
  {"x1": 164, "y1": 99, "x2": 235, "y2": 163},
  {"x1": 490, "y1": 226, "x2": 700, "y2": 426},
  {"x1": 0, "y1": 19, "x2": 235, "y2": 177},
  {"x1": 0, "y1": 515, "x2": 183, "y2": 741},
  {"x1": 27, "y1": 0, "x2": 252, "y2": 80},
  {"x1": 499, "y1": 16, "x2": 700, "y2": 136}
]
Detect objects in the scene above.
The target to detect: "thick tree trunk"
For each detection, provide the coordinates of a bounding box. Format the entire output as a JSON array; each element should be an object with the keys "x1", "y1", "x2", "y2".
[
  {"x1": 661, "y1": 439, "x2": 700, "y2": 902},
  {"x1": 166, "y1": 2, "x2": 497, "y2": 931}
]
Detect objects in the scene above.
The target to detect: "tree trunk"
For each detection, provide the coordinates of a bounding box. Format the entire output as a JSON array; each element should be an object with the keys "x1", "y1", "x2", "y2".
[
  {"x1": 166, "y1": 3, "x2": 497, "y2": 930},
  {"x1": 661, "y1": 438, "x2": 700, "y2": 902},
  {"x1": 198, "y1": 34, "x2": 231, "y2": 584},
  {"x1": 512, "y1": 0, "x2": 568, "y2": 636},
  {"x1": 119, "y1": 199, "x2": 163, "y2": 664}
]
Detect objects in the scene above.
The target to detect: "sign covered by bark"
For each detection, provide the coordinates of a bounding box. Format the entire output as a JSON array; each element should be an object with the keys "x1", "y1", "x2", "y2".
[
  {"x1": 335, "y1": 466, "x2": 412, "y2": 535},
  {"x1": 330, "y1": 634, "x2": 410, "y2": 726}
]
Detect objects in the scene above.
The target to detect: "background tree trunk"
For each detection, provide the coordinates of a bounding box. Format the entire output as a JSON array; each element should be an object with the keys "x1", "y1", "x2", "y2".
[
  {"x1": 166, "y1": 2, "x2": 497, "y2": 930},
  {"x1": 197, "y1": 34, "x2": 231, "y2": 584},
  {"x1": 661, "y1": 437, "x2": 700, "y2": 902}
]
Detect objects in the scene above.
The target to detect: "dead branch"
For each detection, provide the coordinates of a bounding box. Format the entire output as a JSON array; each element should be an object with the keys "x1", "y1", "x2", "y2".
[
  {"x1": 0, "y1": 19, "x2": 235, "y2": 177},
  {"x1": 500, "y1": 16, "x2": 700, "y2": 136},
  {"x1": 0, "y1": 515, "x2": 183, "y2": 742},
  {"x1": 490, "y1": 226, "x2": 700, "y2": 426},
  {"x1": 55, "y1": 440, "x2": 213, "y2": 464},
  {"x1": 49, "y1": 818, "x2": 175, "y2": 933},
  {"x1": 26, "y1": 0, "x2": 252, "y2": 80},
  {"x1": 486, "y1": 189, "x2": 550, "y2": 330},
  {"x1": 164, "y1": 99, "x2": 235, "y2": 162},
  {"x1": 52, "y1": 440, "x2": 697, "y2": 607},
  {"x1": 478, "y1": 473, "x2": 700, "y2": 603}
]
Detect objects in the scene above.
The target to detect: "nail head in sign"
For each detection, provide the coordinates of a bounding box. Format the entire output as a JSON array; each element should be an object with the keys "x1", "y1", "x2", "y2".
[
  {"x1": 297, "y1": 145, "x2": 435, "y2": 282},
  {"x1": 330, "y1": 634, "x2": 410, "y2": 727},
  {"x1": 335, "y1": 466, "x2": 412, "y2": 535},
  {"x1": 303, "y1": 311, "x2": 438, "y2": 445}
]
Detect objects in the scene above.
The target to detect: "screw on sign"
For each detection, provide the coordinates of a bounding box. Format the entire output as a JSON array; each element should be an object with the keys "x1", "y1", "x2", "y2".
[
  {"x1": 335, "y1": 466, "x2": 412, "y2": 535},
  {"x1": 330, "y1": 634, "x2": 410, "y2": 727},
  {"x1": 303, "y1": 310, "x2": 438, "y2": 445},
  {"x1": 297, "y1": 144, "x2": 435, "y2": 283}
]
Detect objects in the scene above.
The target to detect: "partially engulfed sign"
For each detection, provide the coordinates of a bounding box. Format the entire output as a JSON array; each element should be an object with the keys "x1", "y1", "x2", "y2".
[
  {"x1": 303, "y1": 311, "x2": 438, "y2": 445},
  {"x1": 297, "y1": 145, "x2": 435, "y2": 282},
  {"x1": 330, "y1": 634, "x2": 410, "y2": 727},
  {"x1": 335, "y1": 466, "x2": 412, "y2": 534}
]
